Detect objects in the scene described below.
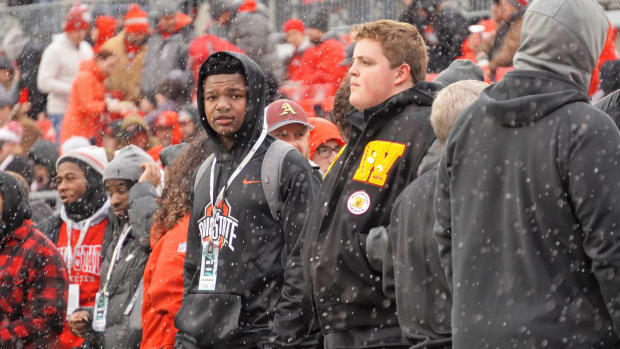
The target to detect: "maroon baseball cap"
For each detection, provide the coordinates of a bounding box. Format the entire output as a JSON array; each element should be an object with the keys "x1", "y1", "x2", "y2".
[{"x1": 266, "y1": 99, "x2": 313, "y2": 132}]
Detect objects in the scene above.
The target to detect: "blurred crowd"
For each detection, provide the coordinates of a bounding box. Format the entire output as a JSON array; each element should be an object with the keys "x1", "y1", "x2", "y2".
[{"x1": 2, "y1": 0, "x2": 620, "y2": 348}]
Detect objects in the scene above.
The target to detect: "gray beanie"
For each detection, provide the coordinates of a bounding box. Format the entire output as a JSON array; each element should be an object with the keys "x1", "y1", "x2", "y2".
[{"x1": 103, "y1": 145, "x2": 154, "y2": 182}]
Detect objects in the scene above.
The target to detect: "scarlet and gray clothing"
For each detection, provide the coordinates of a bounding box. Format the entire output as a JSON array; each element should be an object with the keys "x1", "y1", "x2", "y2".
[
  {"x1": 435, "y1": 0, "x2": 620, "y2": 347},
  {"x1": 174, "y1": 52, "x2": 320, "y2": 348}
]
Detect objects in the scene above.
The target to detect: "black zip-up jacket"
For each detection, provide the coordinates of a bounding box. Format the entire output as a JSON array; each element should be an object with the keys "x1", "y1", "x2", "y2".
[
  {"x1": 435, "y1": 70, "x2": 620, "y2": 348},
  {"x1": 174, "y1": 52, "x2": 320, "y2": 349},
  {"x1": 382, "y1": 169, "x2": 452, "y2": 348},
  {"x1": 302, "y1": 82, "x2": 439, "y2": 348}
]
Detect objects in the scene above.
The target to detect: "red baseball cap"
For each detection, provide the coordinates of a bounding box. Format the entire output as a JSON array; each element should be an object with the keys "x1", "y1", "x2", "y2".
[
  {"x1": 154, "y1": 110, "x2": 178, "y2": 129},
  {"x1": 266, "y1": 99, "x2": 313, "y2": 132}
]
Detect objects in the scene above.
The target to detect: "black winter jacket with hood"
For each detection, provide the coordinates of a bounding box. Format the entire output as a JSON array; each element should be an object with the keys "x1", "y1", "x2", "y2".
[
  {"x1": 301, "y1": 78, "x2": 441, "y2": 347},
  {"x1": 174, "y1": 52, "x2": 320, "y2": 349},
  {"x1": 435, "y1": 1, "x2": 620, "y2": 347}
]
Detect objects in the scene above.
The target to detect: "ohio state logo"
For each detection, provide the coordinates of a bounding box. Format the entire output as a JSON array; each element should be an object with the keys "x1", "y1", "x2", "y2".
[{"x1": 197, "y1": 200, "x2": 239, "y2": 251}]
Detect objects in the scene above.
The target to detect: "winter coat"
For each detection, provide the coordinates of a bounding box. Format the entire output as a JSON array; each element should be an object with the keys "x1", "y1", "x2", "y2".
[
  {"x1": 301, "y1": 82, "x2": 440, "y2": 349},
  {"x1": 101, "y1": 31, "x2": 147, "y2": 103},
  {"x1": 140, "y1": 26, "x2": 191, "y2": 101},
  {"x1": 174, "y1": 52, "x2": 320, "y2": 348},
  {"x1": 427, "y1": 4, "x2": 469, "y2": 73},
  {"x1": 60, "y1": 59, "x2": 107, "y2": 144},
  {"x1": 38, "y1": 202, "x2": 110, "y2": 348},
  {"x1": 480, "y1": 10, "x2": 524, "y2": 78},
  {"x1": 435, "y1": 1, "x2": 620, "y2": 347},
  {"x1": 188, "y1": 34, "x2": 244, "y2": 92},
  {"x1": 140, "y1": 214, "x2": 189, "y2": 349},
  {"x1": 83, "y1": 182, "x2": 158, "y2": 349},
  {"x1": 593, "y1": 88, "x2": 620, "y2": 129},
  {"x1": 228, "y1": 8, "x2": 284, "y2": 82},
  {"x1": 37, "y1": 33, "x2": 94, "y2": 115},
  {"x1": 298, "y1": 38, "x2": 348, "y2": 96},
  {"x1": 382, "y1": 169, "x2": 451, "y2": 348},
  {"x1": 286, "y1": 38, "x2": 312, "y2": 82},
  {"x1": 0, "y1": 171, "x2": 68, "y2": 348}
]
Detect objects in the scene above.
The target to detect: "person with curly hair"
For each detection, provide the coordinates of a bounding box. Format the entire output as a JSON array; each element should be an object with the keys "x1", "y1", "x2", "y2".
[{"x1": 141, "y1": 134, "x2": 211, "y2": 349}]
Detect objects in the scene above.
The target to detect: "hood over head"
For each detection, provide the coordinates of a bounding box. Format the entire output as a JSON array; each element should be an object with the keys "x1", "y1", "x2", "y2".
[
  {"x1": 513, "y1": 0, "x2": 609, "y2": 93},
  {"x1": 28, "y1": 139, "x2": 59, "y2": 179},
  {"x1": 197, "y1": 51, "x2": 266, "y2": 160},
  {"x1": 0, "y1": 171, "x2": 31, "y2": 238}
]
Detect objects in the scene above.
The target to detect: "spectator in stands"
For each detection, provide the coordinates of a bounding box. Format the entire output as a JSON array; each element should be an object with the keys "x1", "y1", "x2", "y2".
[
  {"x1": 178, "y1": 107, "x2": 200, "y2": 143},
  {"x1": 81, "y1": 145, "x2": 159, "y2": 348},
  {"x1": 0, "y1": 56, "x2": 19, "y2": 108},
  {"x1": 593, "y1": 59, "x2": 620, "y2": 101},
  {"x1": 402, "y1": 0, "x2": 469, "y2": 73},
  {"x1": 102, "y1": 4, "x2": 149, "y2": 103},
  {"x1": 91, "y1": 15, "x2": 116, "y2": 53},
  {"x1": 435, "y1": 0, "x2": 620, "y2": 347},
  {"x1": 28, "y1": 138, "x2": 58, "y2": 193},
  {"x1": 307, "y1": 117, "x2": 345, "y2": 174},
  {"x1": 266, "y1": 99, "x2": 313, "y2": 157},
  {"x1": 38, "y1": 2, "x2": 94, "y2": 140},
  {"x1": 140, "y1": 2, "x2": 192, "y2": 104},
  {"x1": 211, "y1": 0, "x2": 285, "y2": 82},
  {"x1": 0, "y1": 171, "x2": 68, "y2": 348},
  {"x1": 476, "y1": 0, "x2": 527, "y2": 79},
  {"x1": 145, "y1": 76, "x2": 190, "y2": 125},
  {"x1": 0, "y1": 121, "x2": 32, "y2": 184},
  {"x1": 60, "y1": 50, "x2": 119, "y2": 145},
  {"x1": 118, "y1": 116, "x2": 160, "y2": 161},
  {"x1": 141, "y1": 135, "x2": 210, "y2": 349},
  {"x1": 152, "y1": 110, "x2": 181, "y2": 147},
  {"x1": 301, "y1": 8, "x2": 349, "y2": 95},
  {"x1": 37, "y1": 146, "x2": 110, "y2": 349},
  {"x1": 283, "y1": 18, "x2": 312, "y2": 82},
  {"x1": 102, "y1": 120, "x2": 121, "y2": 160}
]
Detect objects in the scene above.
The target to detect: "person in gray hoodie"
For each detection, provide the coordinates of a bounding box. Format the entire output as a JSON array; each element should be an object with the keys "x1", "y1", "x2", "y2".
[
  {"x1": 435, "y1": 0, "x2": 620, "y2": 347},
  {"x1": 80, "y1": 145, "x2": 160, "y2": 349}
]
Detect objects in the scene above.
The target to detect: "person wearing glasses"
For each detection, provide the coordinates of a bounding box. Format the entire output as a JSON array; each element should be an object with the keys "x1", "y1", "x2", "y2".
[{"x1": 308, "y1": 117, "x2": 345, "y2": 174}]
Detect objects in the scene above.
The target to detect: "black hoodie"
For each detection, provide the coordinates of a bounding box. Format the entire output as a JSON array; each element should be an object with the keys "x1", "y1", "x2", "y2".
[
  {"x1": 175, "y1": 52, "x2": 320, "y2": 348},
  {"x1": 0, "y1": 171, "x2": 31, "y2": 238},
  {"x1": 301, "y1": 80, "x2": 440, "y2": 348}
]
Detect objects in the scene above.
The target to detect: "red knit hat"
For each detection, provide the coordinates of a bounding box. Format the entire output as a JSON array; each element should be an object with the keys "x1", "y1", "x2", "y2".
[
  {"x1": 124, "y1": 3, "x2": 149, "y2": 34},
  {"x1": 65, "y1": 2, "x2": 91, "y2": 32},
  {"x1": 283, "y1": 18, "x2": 305, "y2": 33},
  {"x1": 308, "y1": 117, "x2": 345, "y2": 160}
]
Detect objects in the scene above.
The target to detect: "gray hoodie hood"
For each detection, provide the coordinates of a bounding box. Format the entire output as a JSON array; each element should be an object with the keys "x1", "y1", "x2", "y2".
[
  {"x1": 103, "y1": 145, "x2": 154, "y2": 182},
  {"x1": 513, "y1": 0, "x2": 608, "y2": 93}
]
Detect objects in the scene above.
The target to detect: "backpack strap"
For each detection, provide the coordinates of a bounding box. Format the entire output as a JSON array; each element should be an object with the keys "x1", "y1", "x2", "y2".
[
  {"x1": 193, "y1": 154, "x2": 215, "y2": 194},
  {"x1": 261, "y1": 140, "x2": 295, "y2": 221}
]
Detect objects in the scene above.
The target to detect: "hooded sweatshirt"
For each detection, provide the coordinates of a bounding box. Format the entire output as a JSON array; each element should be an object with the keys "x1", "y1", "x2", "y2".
[
  {"x1": 301, "y1": 73, "x2": 446, "y2": 347},
  {"x1": 435, "y1": 0, "x2": 620, "y2": 347},
  {"x1": 175, "y1": 52, "x2": 320, "y2": 348},
  {"x1": 28, "y1": 139, "x2": 59, "y2": 192}
]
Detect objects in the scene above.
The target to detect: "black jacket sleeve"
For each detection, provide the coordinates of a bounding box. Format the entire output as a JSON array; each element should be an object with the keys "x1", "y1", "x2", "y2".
[
  {"x1": 128, "y1": 182, "x2": 158, "y2": 249},
  {"x1": 434, "y1": 150, "x2": 453, "y2": 290},
  {"x1": 270, "y1": 154, "x2": 322, "y2": 348},
  {"x1": 565, "y1": 109, "x2": 620, "y2": 335}
]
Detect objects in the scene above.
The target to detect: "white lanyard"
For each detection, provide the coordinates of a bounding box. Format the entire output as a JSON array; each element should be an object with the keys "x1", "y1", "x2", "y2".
[
  {"x1": 209, "y1": 118, "x2": 268, "y2": 210},
  {"x1": 65, "y1": 215, "x2": 95, "y2": 276},
  {"x1": 102, "y1": 224, "x2": 131, "y2": 294}
]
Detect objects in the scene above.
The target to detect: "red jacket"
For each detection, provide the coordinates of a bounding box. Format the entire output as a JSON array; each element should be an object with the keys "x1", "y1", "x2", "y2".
[
  {"x1": 60, "y1": 59, "x2": 108, "y2": 144},
  {"x1": 300, "y1": 38, "x2": 348, "y2": 88},
  {"x1": 141, "y1": 214, "x2": 189, "y2": 349},
  {"x1": 56, "y1": 218, "x2": 108, "y2": 348},
  {"x1": 0, "y1": 220, "x2": 69, "y2": 348}
]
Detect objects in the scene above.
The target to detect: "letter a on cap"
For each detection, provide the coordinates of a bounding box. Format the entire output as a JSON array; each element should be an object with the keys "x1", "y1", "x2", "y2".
[{"x1": 281, "y1": 103, "x2": 297, "y2": 116}]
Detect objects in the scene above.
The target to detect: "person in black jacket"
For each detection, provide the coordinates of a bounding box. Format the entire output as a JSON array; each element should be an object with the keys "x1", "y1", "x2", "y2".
[
  {"x1": 174, "y1": 51, "x2": 321, "y2": 349},
  {"x1": 300, "y1": 19, "x2": 441, "y2": 349},
  {"x1": 594, "y1": 88, "x2": 620, "y2": 129},
  {"x1": 435, "y1": 0, "x2": 620, "y2": 347},
  {"x1": 401, "y1": 0, "x2": 469, "y2": 73}
]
